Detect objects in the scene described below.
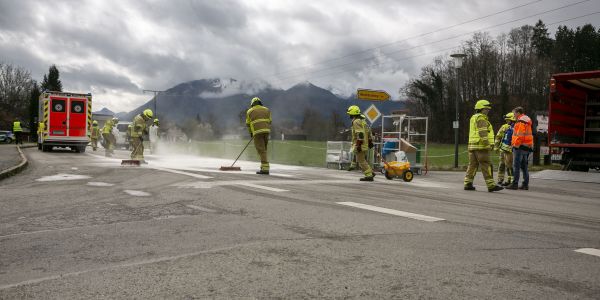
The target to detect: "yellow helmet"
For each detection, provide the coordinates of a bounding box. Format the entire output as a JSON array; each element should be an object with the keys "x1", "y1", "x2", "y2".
[
  {"x1": 112, "y1": 117, "x2": 119, "y2": 123},
  {"x1": 92, "y1": 120, "x2": 98, "y2": 125},
  {"x1": 143, "y1": 109, "x2": 153, "y2": 118},
  {"x1": 347, "y1": 105, "x2": 361, "y2": 116},
  {"x1": 504, "y1": 112, "x2": 516, "y2": 121},
  {"x1": 154, "y1": 118, "x2": 159, "y2": 124},
  {"x1": 474, "y1": 99, "x2": 491, "y2": 110},
  {"x1": 250, "y1": 97, "x2": 261, "y2": 106}
]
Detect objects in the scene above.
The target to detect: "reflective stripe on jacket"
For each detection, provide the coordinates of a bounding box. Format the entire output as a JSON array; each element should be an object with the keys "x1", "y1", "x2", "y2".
[
  {"x1": 500, "y1": 125, "x2": 514, "y2": 152},
  {"x1": 512, "y1": 114, "x2": 533, "y2": 149},
  {"x1": 131, "y1": 114, "x2": 146, "y2": 138},
  {"x1": 351, "y1": 117, "x2": 370, "y2": 152},
  {"x1": 468, "y1": 113, "x2": 494, "y2": 151},
  {"x1": 13, "y1": 121, "x2": 22, "y2": 132},
  {"x1": 246, "y1": 105, "x2": 271, "y2": 135},
  {"x1": 102, "y1": 120, "x2": 114, "y2": 134},
  {"x1": 91, "y1": 126, "x2": 100, "y2": 138}
]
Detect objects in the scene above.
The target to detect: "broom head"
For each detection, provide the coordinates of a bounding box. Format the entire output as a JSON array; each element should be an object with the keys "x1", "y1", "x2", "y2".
[
  {"x1": 219, "y1": 166, "x2": 241, "y2": 171},
  {"x1": 121, "y1": 160, "x2": 141, "y2": 166}
]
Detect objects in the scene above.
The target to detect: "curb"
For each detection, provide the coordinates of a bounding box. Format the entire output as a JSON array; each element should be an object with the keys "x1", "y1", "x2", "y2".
[{"x1": 0, "y1": 145, "x2": 28, "y2": 181}]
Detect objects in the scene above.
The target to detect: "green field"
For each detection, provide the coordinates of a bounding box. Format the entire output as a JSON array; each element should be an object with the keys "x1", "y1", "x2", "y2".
[{"x1": 168, "y1": 140, "x2": 508, "y2": 170}]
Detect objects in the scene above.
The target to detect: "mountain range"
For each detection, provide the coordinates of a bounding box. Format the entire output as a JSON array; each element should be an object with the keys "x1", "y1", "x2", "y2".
[{"x1": 120, "y1": 78, "x2": 406, "y2": 132}]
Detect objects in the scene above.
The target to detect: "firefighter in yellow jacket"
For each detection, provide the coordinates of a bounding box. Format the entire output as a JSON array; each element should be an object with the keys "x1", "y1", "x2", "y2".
[
  {"x1": 494, "y1": 112, "x2": 515, "y2": 186},
  {"x1": 90, "y1": 120, "x2": 100, "y2": 151},
  {"x1": 102, "y1": 117, "x2": 118, "y2": 157},
  {"x1": 246, "y1": 97, "x2": 271, "y2": 175},
  {"x1": 131, "y1": 109, "x2": 153, "y2": 163},
  {"x1": 347, "y1": 105, "x2": 374, "y2": 181},
  {"x1": 464, "y1": 100, "x2": 503, "y2": 192}
]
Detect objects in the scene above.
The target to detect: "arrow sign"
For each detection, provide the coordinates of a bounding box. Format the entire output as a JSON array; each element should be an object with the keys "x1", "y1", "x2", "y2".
[{"x1": 357, "y1": 89, "x2": 390, "y2": 101}]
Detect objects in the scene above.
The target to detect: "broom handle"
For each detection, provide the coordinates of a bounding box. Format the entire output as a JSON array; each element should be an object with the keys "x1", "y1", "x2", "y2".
[{"x1": 230, "y1": 137, "x2": 254, "y2": 167}]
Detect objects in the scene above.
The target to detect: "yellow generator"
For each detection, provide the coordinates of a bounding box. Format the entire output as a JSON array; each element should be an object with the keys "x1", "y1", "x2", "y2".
[{"x1": 382, "y1": 160, "x2": 413, "y2": 182}]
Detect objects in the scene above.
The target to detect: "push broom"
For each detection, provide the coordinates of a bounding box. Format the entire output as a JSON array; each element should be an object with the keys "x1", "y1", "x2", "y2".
[{"x1": 220, "y1": 137, "x2": 254, "y2": 171}]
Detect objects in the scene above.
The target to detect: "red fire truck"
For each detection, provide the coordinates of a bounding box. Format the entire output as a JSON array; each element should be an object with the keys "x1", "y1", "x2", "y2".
[
  {"x1": 548, "y1": 70, "x2": 600, "y2": 171},
  {"x1": 38, "y1": 91, "x2": 92, "y2": 153}
]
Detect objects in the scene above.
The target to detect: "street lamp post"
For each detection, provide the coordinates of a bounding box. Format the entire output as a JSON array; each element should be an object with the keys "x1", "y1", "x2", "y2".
[
  {"x1": 142, "y1": 89, "x2": 165, "y2": 118},
  {"x1": 450, "y1": 53, "x2": 466, "y2": 169}
]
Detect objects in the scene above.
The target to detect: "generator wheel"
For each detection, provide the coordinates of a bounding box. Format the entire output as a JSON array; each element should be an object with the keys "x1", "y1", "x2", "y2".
[
  {"x1": 402, "y1": 170, "x2": 414, "y2": 182},
  {"x1": 384, "y1": 170, "x2": 394, "y2": 180}
]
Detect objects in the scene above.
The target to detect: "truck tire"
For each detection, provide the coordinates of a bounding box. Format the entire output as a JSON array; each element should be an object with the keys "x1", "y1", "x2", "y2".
[{"x1": 79, "y1": 146, "x2": 86, "y2": 153}]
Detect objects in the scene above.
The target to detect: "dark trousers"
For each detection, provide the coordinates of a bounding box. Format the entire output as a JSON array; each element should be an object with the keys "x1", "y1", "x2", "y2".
[
  {"x1": 14, "y1": 132, "x2": 22, "y2": 144},
  {"x1": 513, "y1": 148, "x2": 530, "y2": 186}
]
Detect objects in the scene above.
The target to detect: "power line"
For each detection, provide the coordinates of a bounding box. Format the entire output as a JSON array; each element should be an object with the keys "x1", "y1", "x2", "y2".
[
  {"x1": 271, "y1": 0, "x2": 594, "y2": 85},
  {"x1": 263, "y1": 0, "x2": 545, "y2": 79},
  {"x1": 273, "y1": 11, "x2": 600, "y2": 86}
]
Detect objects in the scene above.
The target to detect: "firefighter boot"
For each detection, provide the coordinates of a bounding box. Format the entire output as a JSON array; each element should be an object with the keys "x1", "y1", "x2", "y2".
[
  {"x1": 256, "y1": 170, "x2": 269, "y2": 175},
  {"x1": 464, "y1": 183, "x2": 476, "y2": 191},
  {"x1": 359, "y1": 175, "x2": 374, "y2": 181},
  {"x1": 488, "y1": 185, "x2": 504, "y2": 192}
]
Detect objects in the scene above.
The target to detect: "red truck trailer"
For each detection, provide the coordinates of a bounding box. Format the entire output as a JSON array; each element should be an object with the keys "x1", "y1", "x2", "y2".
[
  {"x1": 548, "y1": 70, "x2": 600, "y2": 171},
  {"x1": 38, "y1": 91, "x2": 92, "y2": 153}
]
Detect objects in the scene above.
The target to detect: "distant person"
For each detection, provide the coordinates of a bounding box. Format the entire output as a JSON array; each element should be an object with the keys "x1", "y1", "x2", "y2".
[
  {"x1": 12, "y1": 119, "x2": 23, "y2": 145},
  {"x1": 464, "y1": 100, "x2": 503, "y2": 192},
  {"x1": 494, "y1": 112, "x2": 516, "y2": 186},
  {"x1": 506, "y1": 106, "x2": 533, "y2": 190},
  {"x1": 246, "y1": 97, "x2": 271, "y2": 175},
  {"x1": 91, "y1": 120, "x2": 100, "y2": 151},
  {"x1": 130, "y1": 109, "x2": 153, "y2": 163},
  {"x1": 347, "y1": 105, "x2": 375, "y2": 181},
  {"x1": 37, "y1": 121, "x2": 45, "y2": 149},
  {"x1": 149, "y1": 118, "x2": 159, "y2": 154},
  {"x1": 102, "y1": 117, "x2": 118, "y2": 157}
]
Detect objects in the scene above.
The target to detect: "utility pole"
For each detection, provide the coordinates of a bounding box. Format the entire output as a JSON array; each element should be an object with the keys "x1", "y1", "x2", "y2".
[
  {"x1": 142, "y1": 89, "x2": 165, "y2": 117},
  {"x1": 450, "y1": 53, "x2": 466, "y2": 169}
]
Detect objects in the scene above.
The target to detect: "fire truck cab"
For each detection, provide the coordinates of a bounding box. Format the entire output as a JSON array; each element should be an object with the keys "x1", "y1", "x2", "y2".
[{"x1": 38, "y1": 91, "x2": 92, "y2": 153}]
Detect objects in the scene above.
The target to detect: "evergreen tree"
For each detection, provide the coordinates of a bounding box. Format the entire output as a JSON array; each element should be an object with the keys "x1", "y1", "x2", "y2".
[
  {"x1": 28, "y1": 81, "x2": 41, "y2": 137},
  {"x1": 41, "y1": 65, "x2": 62, "y2": 91},
  {"x1": 532, "y1": 20, "x2": 553, "y2": 58}
]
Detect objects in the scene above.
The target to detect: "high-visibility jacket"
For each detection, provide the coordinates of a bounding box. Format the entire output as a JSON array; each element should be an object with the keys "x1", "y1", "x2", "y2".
[
  {"x1": 131, "y1": 114, "x2": 146, "y2": 138},
  {"x1": 494, "y1": 123, "x2": 513, "y2": 153},
  {"x1": 13, "y1": 121, "x2": 22, "y2": 132},
  {"x1": 351, "y1": 117, "x2": 370, "y2": 152},
  {"x1": 468, "y1": 113, "x2": 494, "y2": 151},
  {"x1": 91, "y1": 125, "x2": 100, "y2": 139},
  {"x1": 37, "y1": 122, "x2": 45, "y2": 134},
  {"x1": 246, "y1": 105, "x2": 271, "y2": 135},
  {"x1": 102, "y1": 119, "x2": 114, "y2": 134},
  {"x1": 512, "y1": 114, "x2": 533, "y2": 149}
]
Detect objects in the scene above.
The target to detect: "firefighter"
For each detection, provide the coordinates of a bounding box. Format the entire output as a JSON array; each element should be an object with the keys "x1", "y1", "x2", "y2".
[
  {"x1": 90, "y1": 120, "x2": 100, "y2": 151},
  {"x1": 131, "y1": 109, "x2": 153, "y2": 163},
  {"x1": 149, "y1": 118, "x2": 159, "y2": 154},
  {"x1": 347, "y1": 113, "x2": 368, "y2": 171},
  {"x1": 12, "y1": 119, "x2": 23, "y2": 145},
  {"x1": 246, "y1": 97, "x2": 271, "y2": 175},
  {"x1": 37, "y1": 121, "x2": 45, "y2": 149},
  {"x1": 464, "y1": 100, "x2": 503, "y2": 192},
  {"x1": 506, "y1": 106, "x2": 533, "y2": 190},
  {"x1": 126, "y1": 124, "x2": 133, "y2": 150},
  {"x1": 347, "y1": 105, "x2": 375, "y2": 181},
  {"x1": 102, "y1": 117, "x2": 118, "y2": 157},
  {"x1": 494, "y1": 112, "x2": 515, "y2": 186}
]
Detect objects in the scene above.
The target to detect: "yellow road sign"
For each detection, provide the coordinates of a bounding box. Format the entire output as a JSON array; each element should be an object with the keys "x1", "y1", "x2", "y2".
[
  {"x1": 364, "y1": 104, "x2": 381, "y2": 124},
  {"x1": 357, "y1": 89, "x2": 390, "y2": 101}
]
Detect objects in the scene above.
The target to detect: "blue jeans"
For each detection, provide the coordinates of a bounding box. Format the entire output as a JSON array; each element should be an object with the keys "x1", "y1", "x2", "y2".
[{"x1": 512, "y1": 148, "x2": 530, "y2": 186}]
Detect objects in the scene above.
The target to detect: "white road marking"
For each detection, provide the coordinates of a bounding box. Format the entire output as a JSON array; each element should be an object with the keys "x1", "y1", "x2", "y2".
[
  {"x1": 239, "y1": 183, "x2": 289, "y2": 192},
  {"x1": 150, "y1": 167, "x2": 212, "y2": 179},
  {"x1": 87, "y1": 181, "x2": 115, "y2": 187},
  {"x1": 574, "y1": 248, "x2": 600, "y2": 258},
  {"x1": 36, "y1": 174, "x2": 91, "y2": 182},
  {"x1": 336, "y1": 202, "x2": 445, "y2": 222},
  {"x1": 124, "y1": 190, "x2": 151, "y2": 197},
  {"x1": 186, "y1": 205, "x2": 217, "y2": 213}
]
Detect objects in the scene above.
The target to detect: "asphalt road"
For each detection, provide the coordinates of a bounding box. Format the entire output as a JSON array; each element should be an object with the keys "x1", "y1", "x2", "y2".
[{"x1": 1, "y1": 147, "x2": 599, "y2": 299}]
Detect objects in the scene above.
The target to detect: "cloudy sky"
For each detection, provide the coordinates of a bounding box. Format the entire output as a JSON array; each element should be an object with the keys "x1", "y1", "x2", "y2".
[{"x1": 1, "y1": 0, "x2": 599, "y2": 112}]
